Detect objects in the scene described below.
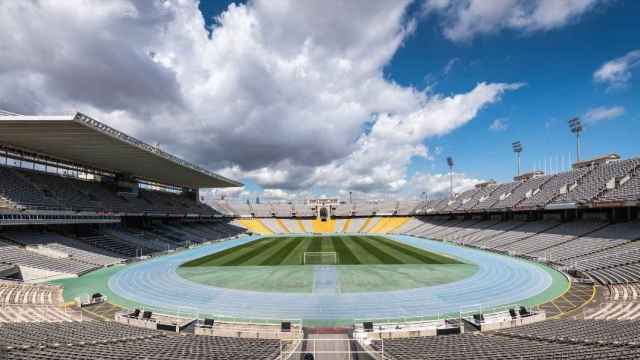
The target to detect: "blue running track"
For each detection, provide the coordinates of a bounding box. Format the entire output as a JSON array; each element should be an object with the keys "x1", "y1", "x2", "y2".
[{"x1": 108, "y1": 235, "x2": 562, "y2": 322}]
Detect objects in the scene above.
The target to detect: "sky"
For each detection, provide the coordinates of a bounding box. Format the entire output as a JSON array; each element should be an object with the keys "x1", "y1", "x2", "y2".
[{"x1": 0, "y1": 0, "x2": 638, "y2": 203}]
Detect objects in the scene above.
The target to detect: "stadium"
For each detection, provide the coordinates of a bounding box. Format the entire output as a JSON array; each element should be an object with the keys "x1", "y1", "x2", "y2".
[
  {"x1": 1, "y1": 1, "x2": 640, "y2": 359},
  {"x1": 0, "y1": 112, "x2": 639, "y2": 359}
]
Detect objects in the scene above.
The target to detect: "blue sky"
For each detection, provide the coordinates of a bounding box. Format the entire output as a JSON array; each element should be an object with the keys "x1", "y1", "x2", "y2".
[
  {"x1": 390, "y1": 1, "x2": 640, "y2": 183},
  {"x1": 196, "y1": 0, "x2": 639, "y2": 197},
  {"x1": 1, "y1": 1, "x2": 638, "y2": 201}
]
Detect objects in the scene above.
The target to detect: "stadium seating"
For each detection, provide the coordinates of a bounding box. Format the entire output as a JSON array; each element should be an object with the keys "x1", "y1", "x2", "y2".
[
  {"x1": 75, "y1": 234, "x2": 153, "y2": 258},
  {"x1": 0, "y1": 305, "x2": 81, "y2": 323},
  {"x1": 536, "y1": 221, "x2": 640, "y2": 262},
  {"x1": 585, "y1": 283, "x2": 640, "y2": 320},
  {"x1": 19, "y1": 170, "x2": 102, "y2": 211},
  {"x1": 438, "y1": 220, "x2": 501, "y2": 243},
  {"x1": 474, "y1": 181, "x2": 522, "y2": 210},
  {"x1": 374, "y1": 319, "x2": 640, "y2": 360},
  {"x1": 517, "y1": 169, "x2": 589, "y2": 208},
  {"x1": 105, "y1": 228, "x2": 175, "y2": 252},
  {"x1": 214, "y1": 157, "x2": 640, "y2": 217},
  {"x1": 495, "y1": 319, "x2": 640, "y2": 345},
  {"x1": 0, "y1": 166, "x2": 222, "y2": 216},
  {"x1": 1, "y1": 230, "x2": 124, "y2": 266},
  {"x1": 0, "y1": 278, "x2": 82, "y2": 323},
  {"x1": 0, "y1": 280, "x2": 63, "y2": 306},
  {"x1": 492, "y1": 175, "x2": 551, "y2": 209},
  {"x1": 554, "y1": 158, "x2": 640, "y2": 204},
  {"x1": 0, "y1": 167, "x2": 63, "y2": 210},
  {"x1": 600, "y1": 164, "x2": 640, "y2": 201},
  {"x1": 475, "y1": 221, "x2": 560, "y2": 250},
  {"x1": 0, "y1": 239, "x2": 97, "y2": 276},
  {"x1": 396, "y1": 200, "x2": 420, "y2": 215},
  {"x1": 389, "y1": 217, "x2": 424, "y2": 234},
  {"x1": 500, "y1": 220, "x2": 606, "y2": 257},
  {"x1": 0, "y1": 321, "x2": 281, "y2": 360},
  {"x1": 458, "y1": 220, "x2": 525, "y2": 246},
  {"x1": 566, "y1": 238, "x2": 640, "y2": 266}
]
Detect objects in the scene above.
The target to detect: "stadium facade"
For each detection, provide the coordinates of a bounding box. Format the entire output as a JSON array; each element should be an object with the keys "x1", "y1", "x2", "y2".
[{"x1": 1, "y1": 112, "x2": 640, "y2": 359}]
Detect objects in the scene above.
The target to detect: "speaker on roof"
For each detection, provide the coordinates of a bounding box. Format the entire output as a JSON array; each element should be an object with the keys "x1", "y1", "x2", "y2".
[
  {"x1": 204, "y1": 318, "x2": 215, "y2": 327},
  {"x1": 363, "y1": 322, "x2": 374, "y2": 332},
  {"x1": 519, "y1": 306, "x2": 530, "y2": 316},
  {"x1": 509, "y1": 308, "x2": 518, "y2": 318},
  {"x1": 281, "y1": 321, "x2": 291, "y2": 332},
  {"x1": 129, "y1": 309, "x2": 141, "y2": 318},
  {"x1": 142, "y1": 311, "x2": 153, "y2": 320},
  {"x1": 473, "y1": 314, "x2": 484, "y2": 323}
]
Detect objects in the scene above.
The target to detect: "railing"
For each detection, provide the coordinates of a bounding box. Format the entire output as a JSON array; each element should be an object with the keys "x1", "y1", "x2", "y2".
[{"x1": 280, "y1": 338, "x2": 384, "y2": 360}]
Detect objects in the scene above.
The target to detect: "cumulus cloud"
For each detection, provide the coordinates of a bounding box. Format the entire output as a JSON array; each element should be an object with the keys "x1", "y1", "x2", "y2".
[
  {"x1": 423, "y1": 0, "x2": 602, "y2": 42},
  {"x1": 489, "y1": 118, "x2": 508, "y2": 131},
  {"x1": 584, "y1": 105, "x2": 625, "y2": 124},
  {"x1": 409, "y1": 171, "x2": 483, "y2": 197},
  {"x1": 202, "y1": 186, "x2": 249, "y2": 202},
  {"x1": 594, "y1": 50, "x2": 640, "y2": 89},
  {"x1": 305, "y1": 82, "x2": 522, "y2": 193},
  {"x1": 0, "y1": 0, "x2": 523, "y2": 197}
]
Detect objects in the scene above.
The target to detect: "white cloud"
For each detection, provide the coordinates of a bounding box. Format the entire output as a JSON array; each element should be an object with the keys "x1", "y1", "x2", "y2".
[
  {"x1": 584, "y1": 105, "x2": 625, "y2": 124},
  {"x1": 409, "y1": 171, "x2": 482, "y2": 197},
  {"x1": 0, "y1": 0, "x2": 522, "y2": 196},
  {"x1": 305, "y1": 82, "x2": 522, "y2": 193},
  {"x1": 424, "y1": 0, "x2": 602, "y2": 42},
  {"x1": 201, "y1": 186, "x2": 249, "y2": 202},
  {"x1": 443, "y1": 57, "x2": 460, "y2": 74},
  {"x1": 489, "y1": 118, "x2": 508, "y2": 131},
  {"x1": 594, "y1": 50, "x2": 640, "y2": 89}
]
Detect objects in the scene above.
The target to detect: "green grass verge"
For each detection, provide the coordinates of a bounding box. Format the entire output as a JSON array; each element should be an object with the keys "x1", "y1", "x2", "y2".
[{"x1": 181, "y1": 235, "x2": 462, "y2": 267}]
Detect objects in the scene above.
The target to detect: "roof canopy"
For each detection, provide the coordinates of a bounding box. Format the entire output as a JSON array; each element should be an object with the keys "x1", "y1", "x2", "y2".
[{"x1": 0, "y1": 113, "x2": 242, "y2": 189}]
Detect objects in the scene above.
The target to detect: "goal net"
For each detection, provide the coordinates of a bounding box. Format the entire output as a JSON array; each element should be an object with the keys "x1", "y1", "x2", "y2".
[{"x1": 303, "y1": 252, "x2": 338, "y2": 265}]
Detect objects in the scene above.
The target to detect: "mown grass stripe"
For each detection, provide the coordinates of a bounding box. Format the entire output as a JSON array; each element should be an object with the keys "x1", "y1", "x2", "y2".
[
  {"x1": 361, "y1": 236, "x2": 435, "y2": 264},
  {"x1": 220, "y1": 238, "x2": 285, "y2": 266},
  {"x1": 306, "y1": 236, "x2": 323, "y2": 252},
  {"x1": 182, "y1": 238, "x2": 274, "y2": 267},
  {"x1": 183, "y1": 235, "x2": 461, "y2": 267},
  {"x1": 360, "y1": 237, "x2": 429, "y2": 264},
  {"x1": 367, "y1": 236, "x2": 460, "y2": 264},
  {"x1": 339, "y1": 236, "x2": 380, "y2": 264},
  {"x1": 330, "y1": 237, "x2": 359, "y2": 265},
  {"x1": 320, "y1": 237, "x2": 336, "y2": 253},
  {"x1": 261, "y1": 238, "x2": 303, "y2": 265},
  {"x1": 280, "y1": 237, "x2": 312, "y2": 265},
  {"x1": 239, "y1": 237, "x2": 299, "y2": 266},
  {"x1": 351, "y1": 236, "x2": 404, "y2": 264}
]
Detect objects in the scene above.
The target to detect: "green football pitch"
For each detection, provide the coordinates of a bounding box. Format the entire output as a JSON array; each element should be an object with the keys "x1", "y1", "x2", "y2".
[{"x1": 181, "y1": 235, "x2": 462, "y2": 267}]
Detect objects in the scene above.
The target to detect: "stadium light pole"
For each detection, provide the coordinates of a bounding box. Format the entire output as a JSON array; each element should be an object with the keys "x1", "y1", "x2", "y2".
[
  {"x1": 568, "y1": 117, "x2": 583, "y2": 162},
  {"x1": 512, "y1": 141, "x2": 523, "y2": 176},
  {"x1": 446, "y1": 157, "x2": 454, "y2": 197}
]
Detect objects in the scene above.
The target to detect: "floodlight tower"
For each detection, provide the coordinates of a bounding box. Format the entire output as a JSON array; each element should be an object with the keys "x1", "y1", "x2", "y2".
[
  {"x1": 446, "y1": 157, "x2": 454, "y2": 197},
  {"x1": 512, "y1": 141, "x2": 523, "y2": 176},
  {"x1": 568, "y1": 117, "x2": 583, "y2": 162}
]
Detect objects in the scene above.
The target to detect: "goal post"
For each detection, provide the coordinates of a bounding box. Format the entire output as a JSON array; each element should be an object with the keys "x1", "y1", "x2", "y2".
[{"x1": 303, "y1": 252, "x2": 338, "y2": 265}]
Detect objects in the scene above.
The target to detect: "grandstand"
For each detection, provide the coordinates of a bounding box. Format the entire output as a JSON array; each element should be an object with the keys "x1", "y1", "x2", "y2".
[
  {"x1": 1, "y1": 113, "x2": 640, "y2": 358},
  {"x1": 0, "y1": 113, "x2": 243, "y2": 281}
]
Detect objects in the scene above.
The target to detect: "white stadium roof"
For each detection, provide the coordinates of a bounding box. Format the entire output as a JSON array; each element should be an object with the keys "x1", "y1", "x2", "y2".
[{"x1": 0, "y1": 112, "x2": 241, "y2": 189}]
